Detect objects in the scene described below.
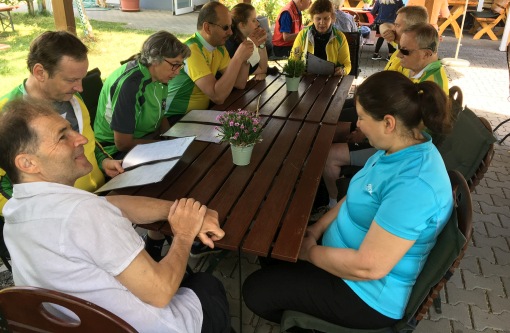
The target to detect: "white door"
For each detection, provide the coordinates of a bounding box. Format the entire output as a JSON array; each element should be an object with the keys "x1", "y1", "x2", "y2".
[{"x1": 174, "y1": 0, "x2": 193, "y2": 15}]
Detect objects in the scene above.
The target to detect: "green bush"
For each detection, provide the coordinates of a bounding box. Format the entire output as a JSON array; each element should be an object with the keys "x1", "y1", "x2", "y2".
[{"x1": 220, "y1": 0, "x2": 288, "y2": 25}]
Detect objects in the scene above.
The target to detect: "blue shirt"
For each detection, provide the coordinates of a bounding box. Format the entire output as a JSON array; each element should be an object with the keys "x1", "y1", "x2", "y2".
[
  {"x1": 279, "y1": 11, "x2": 293, "y2": 33},
  {"x1": 322, "y1": 133, "x2": 453, "y2": 319}
]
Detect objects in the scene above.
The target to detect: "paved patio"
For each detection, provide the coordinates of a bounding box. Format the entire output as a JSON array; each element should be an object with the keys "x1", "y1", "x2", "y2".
[{"x1": 3, "y1": 5, "x2": 510, "y2": 333}]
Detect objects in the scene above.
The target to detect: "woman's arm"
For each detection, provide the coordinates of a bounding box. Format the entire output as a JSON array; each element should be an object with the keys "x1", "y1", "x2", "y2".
[{"x1": 306, "y1": 221, "x2": 415, "y2": 281}]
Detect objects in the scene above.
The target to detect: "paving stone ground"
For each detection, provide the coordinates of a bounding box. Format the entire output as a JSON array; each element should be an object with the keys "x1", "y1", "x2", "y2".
[{"x1": 4, "y1": 5, "x2": 510, "y2": 333}]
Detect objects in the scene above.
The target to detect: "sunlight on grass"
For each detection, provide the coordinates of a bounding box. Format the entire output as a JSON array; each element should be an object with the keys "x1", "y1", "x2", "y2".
[{"x1": 0, "y1": 13, "x2": 188, "y2": 97}]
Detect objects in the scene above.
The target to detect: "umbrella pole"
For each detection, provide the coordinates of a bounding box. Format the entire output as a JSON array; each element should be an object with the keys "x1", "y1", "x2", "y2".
[{"x1": 442, "y1": 0, "x2": 471, "y2": 67}]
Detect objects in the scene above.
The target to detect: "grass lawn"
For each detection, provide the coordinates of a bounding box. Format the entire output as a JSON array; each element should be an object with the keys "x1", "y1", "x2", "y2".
[{"x1": 0, "y1": 13, "x2": 187, "y2": 97}]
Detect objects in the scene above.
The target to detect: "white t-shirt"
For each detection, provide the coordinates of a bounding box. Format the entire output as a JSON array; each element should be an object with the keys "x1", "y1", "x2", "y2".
[{"x1": 3, "y1": 182, "x2": 202, "y2": 333}]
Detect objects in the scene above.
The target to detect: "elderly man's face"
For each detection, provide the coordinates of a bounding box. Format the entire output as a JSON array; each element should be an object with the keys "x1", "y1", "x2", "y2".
[
  {"x1": 27, "y1": 114, "x2": 92, "y2": 186},
  {"x1": 397, "y1": 31, "x2": 431, "y2": 73},
  {"x1": 40, "y1": 56, "x2": 89, "y2": 102},
  {"x1": 207, "y1": 6, "x2": 233, "y2": 47}
]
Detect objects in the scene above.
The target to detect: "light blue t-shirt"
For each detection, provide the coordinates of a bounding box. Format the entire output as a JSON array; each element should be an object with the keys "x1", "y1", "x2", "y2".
[{"x1": 322, "y1": 133, "x2": 453, "y2": 319}]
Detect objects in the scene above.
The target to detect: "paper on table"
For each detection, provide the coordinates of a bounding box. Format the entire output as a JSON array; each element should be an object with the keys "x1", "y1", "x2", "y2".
[
  {"x1": 94, "y1": 160, "x2": 178, "y2": 193},
  {"x1": 179, "y1": 110, "x2": 223, "y2": 124},
  {"x1": 306, "y1": 52, "x2": 335, "y2": 76},
  {"x1": 162, "y1": 122, "x2": 222, "y2": 143},
  {"x1": 121, "y1": 136, "x2": 195, "y2": 170},
  {"x1": 247, "y1": 37, "x2": 260, "y2": 67}
]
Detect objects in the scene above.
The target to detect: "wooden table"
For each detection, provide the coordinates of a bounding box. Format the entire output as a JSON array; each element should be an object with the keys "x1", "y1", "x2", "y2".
[
  {"x1": 342, "y1": 8, "x2": 375, "y2": 26},
  {"x1": 115, "y1": 73, "x2": 354, "y2": 262},
  {"x1": 0, "y1": 5, "x2": 16, "y2": 32},
  {"x1": 438, "y1": 0, "x2": 478, "y2": 38}
]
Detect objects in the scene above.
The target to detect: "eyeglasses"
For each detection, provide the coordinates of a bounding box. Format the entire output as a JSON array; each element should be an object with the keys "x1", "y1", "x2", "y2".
[
  {"x1": 163, "y1": 59, "x2": 184, "y2": 71},
  {"x1": 398, "y1": 45, "x2": 434, "y2": 56},
  {"x1": 207, "y1": 22, "x2": 232, "y2": 31}
]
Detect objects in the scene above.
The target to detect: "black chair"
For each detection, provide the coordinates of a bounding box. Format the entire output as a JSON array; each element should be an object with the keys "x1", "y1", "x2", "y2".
[
  {"x1": 80, "y1": 67, "x2": 103, "y2": 127},
  {"x1": 343, "y1": 31, "x2": 362, "y2": 78},
  {"x1": 493, "y1": 44, "x2": 510, "y2": 144},
  {"x1": 281, "y1": 170, "x2": 473, "y2": 333},
  {"x1": 0, "y1": 286, "x2": 138, "y2": 332}
]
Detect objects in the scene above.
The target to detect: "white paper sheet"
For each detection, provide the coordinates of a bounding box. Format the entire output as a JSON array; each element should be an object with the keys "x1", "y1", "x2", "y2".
[
  {"x1": 247, "y1": 37, "x2": 260, "y2": 67},
  {"x1": 162, "y1": 122, "x2": 222, "y2": 143},
  {"x1": 121, "y1": 136, "x2": 195, "y2": 170},
  {"x1": 94, "y1": 160, "x2": 178, "y2": 193}
]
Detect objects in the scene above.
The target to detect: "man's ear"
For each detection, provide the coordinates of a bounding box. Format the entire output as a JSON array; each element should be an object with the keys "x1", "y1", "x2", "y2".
[
  {"x1": 14, "y1": 153, "x2": 40, "y2": 175},
  {"x1": 32, "y1": 63, "x2": 47, "y2": 82},
  {"x1": 202, "y1": 22, "x2": 212, "y2": 36}
]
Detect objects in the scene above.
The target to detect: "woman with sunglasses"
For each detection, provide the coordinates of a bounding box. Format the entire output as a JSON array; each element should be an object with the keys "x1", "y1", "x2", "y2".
[
  {"x1": 290, "y1": 0, "x2": 351, "y2": 76},
  {"x1": 243, "y1": 70, "x2": 454, "y2": 329},
  {"x1": 225, "y1": 3, "x2": 277, "y2": 81}
]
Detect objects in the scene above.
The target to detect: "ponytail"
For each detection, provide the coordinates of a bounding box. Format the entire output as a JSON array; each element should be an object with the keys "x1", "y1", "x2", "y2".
[{"x1": 415, "y1": 81, "x2": 452, "y2": 135}]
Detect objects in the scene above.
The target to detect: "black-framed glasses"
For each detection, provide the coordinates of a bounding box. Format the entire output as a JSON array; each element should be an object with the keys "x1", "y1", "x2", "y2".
[
  {"x1": 163, "y1": 59, "x2": 184, "y2": 71},
  {"x1": 207, "y1": 22, "x2": 232, "y2": 31},
  {"x1": 398, "y1": 45, "x2": 434, "y2": 56}
]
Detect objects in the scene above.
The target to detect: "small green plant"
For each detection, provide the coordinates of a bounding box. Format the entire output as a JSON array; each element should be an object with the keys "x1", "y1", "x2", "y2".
[
  {"x1": 362, "y1": 0, "x2": 372, "y2": 4},
  {"x1": 283, "y1": 58, "x2": 306, "y2": 78}
]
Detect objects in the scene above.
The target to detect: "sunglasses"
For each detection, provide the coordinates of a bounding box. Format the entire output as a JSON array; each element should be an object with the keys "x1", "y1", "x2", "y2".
[
  {"x1": 398, "y1": 45, "x2": 434, "y2": 56},
  {"x1": 164, "y1": 59, "x2": 184, "y2": 71},
  {"x1": 207, "y1": 22, "x2": 232, "y2": 31}
]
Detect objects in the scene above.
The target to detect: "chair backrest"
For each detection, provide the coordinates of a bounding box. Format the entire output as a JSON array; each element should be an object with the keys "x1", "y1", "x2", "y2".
[
  {"x1": 395, "y1": 169, "x2": 473, "y2": 331},
  {"x1": 0, "y1": 286, "x2": 138, "y2": 333},
  {"x1": 492, "y1": 0, "x2": 510, "y2": 14},
  {"x1": 80, "y1": 67, "x2": 103, "y2": 127},
  {"x1": 436, "y1": 86, "x2": 496, "y2": 192},
  {"x1": 343, "y1": 31, "x2": 362, "y2": 77}
]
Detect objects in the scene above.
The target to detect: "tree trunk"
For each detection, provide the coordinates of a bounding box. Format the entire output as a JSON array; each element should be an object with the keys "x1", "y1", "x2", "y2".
[{"x1": 26, "y1": 0, "x2": 35, "y2": 15}]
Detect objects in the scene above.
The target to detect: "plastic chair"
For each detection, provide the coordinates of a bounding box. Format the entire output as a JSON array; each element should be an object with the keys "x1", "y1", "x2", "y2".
[
  {"x1": 470, "y1": 0, "x2": 509, "y2": 40},
  {"x1": 343, "y1": 31, "x2": 363, "y2": 77},
  {"x1": 0, "y1": 286, "x2": 138, "y2": 332},
  {"x1": 281, "y1": 170, "x2": 473, "y2": 333},
  {"x1": 80, "y1": 67, "x2": 103, "y2": 127}
]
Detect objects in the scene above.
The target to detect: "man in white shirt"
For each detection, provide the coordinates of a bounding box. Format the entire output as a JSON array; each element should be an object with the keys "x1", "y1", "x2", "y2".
[{"x1": 0, "y1": 98, "x2": 230, "y2": 333}]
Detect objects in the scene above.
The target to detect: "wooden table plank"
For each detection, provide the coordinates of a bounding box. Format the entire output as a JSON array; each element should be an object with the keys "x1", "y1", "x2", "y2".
[
  {"x1": 271, "y1": 124, "x2": 337, "y2": 261},
  {"x1": 305, "y1": 76, "x2": 342, "y2": 123},
  {"x1": 272, "y1": 75, "x2": 317, "y2": 119},
  {"x1": 321, "y1": 75, "x2": 354, "y2": 125},
  {"x1": 242, "y1": 121, "x2": 320, "y2": 256}
]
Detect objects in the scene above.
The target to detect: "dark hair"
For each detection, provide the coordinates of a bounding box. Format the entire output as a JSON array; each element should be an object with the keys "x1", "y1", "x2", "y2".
[
  {"x1": 137, "y1": 31, "x2": 191, "y2": 66},
  {"x1": 27, "y1": 31, "x2": 88, "y2": 77},
  {"x1": 197, "y1": 1, "x2": 226, "y2": 30},
  {"x1": 309, "y1": 0, "x2": 335, "y2": 17},
  {"x1": 355, "y1": 71, "x2": 452, "y2": 135},
  {"x1": 404, "y1": 23, "x2": 439, "y2": 53},
  {"x1": 397, "y1": 6, "x2": 429, "y2": 28},
  {"x1": 0, "y1": 98, "x2": 57, "y2": 184},
  {"x1": 231, "y1": 3, "x2": 256, "y2": 40}
]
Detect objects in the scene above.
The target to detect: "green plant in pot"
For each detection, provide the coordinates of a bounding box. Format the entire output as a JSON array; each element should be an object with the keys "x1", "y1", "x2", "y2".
[{"x1": 283, "y1": 58, "x2": 306, "y2": 92}]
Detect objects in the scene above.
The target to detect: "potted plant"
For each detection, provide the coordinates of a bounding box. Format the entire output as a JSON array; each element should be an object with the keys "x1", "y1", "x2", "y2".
[
  {"x1": 216, "y1": 109, "x2": 264, "y2": 166},
  {"x1": 283, "y1": 58, "x2": 306, "y2": 92}
]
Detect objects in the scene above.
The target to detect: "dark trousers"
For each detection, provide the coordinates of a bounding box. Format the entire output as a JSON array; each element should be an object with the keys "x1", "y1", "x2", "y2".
[
  {"x1": 242, "y1": 261, "x2": 398, "y2": 329},
  {"x1": 273, "y1": 45, "x2": 292, "y2": 57},
  {"x1": 181, "y1": 272, "x2": 231, "y2": 333}
]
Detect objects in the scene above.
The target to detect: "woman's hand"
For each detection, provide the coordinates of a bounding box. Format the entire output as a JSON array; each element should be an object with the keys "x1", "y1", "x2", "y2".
[
  {"x1": 248, "y1": 27, "x2": 267, "y2": 48},
  {"x1": 254, "y1": 73, "x2": 267, "y2": 81},
  {"x1": 298, "y1": 234, "x2": 317, "y2": 261},
  {"x1": 334, "y1": 66, "x2": 345, "y2": 76}
]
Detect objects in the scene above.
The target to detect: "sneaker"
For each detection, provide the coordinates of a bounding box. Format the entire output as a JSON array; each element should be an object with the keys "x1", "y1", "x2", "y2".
[
  {"x1": 309, "y1": 205, "x2": 330, "y2": 222},
  {"x1": 190, "y1": 242, "x2": 222, "y2": 258},
  {"x1": 371, "y1": 53, "x2": 382, "y2": 60},
  {"x1": 386, "y1": 54, "x2": 392, "y2": 61}
]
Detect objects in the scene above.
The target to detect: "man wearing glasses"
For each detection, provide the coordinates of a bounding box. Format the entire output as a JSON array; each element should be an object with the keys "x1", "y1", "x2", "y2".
[
  {"x1": 165, "y1": 1, "x2": 253, "y2": 122},
  {"x1": 94, "y1": 31, "x2": 190, "y2": 159}
]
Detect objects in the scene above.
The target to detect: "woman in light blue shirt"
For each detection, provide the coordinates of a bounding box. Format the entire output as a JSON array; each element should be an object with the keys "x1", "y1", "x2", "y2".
[{"x1": 243, "y1": 71, "x2": 454, "y2": 329}]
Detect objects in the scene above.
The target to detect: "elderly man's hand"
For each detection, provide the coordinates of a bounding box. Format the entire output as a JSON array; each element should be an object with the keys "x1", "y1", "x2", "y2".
[
  {"x1": 102, "y1": 158, "x2": 124, "y2": 178},
  {"x1": 196, "y1": 208, "x2": 225, "y2": 249},
  {"x1": 168, "y1": 198, "x2": 206, "y2": 242},
  {"x1": 234, "y1": 40, "x2": 255, "y2": 62},
  {"x1": 381, "y1": 23, "x2": 396, "y2": 42}
]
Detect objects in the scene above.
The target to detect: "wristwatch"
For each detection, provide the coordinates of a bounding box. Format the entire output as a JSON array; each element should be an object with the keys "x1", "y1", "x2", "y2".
[{"x1": 258, "y1": 43, "x2": 265, "y2": 49}]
